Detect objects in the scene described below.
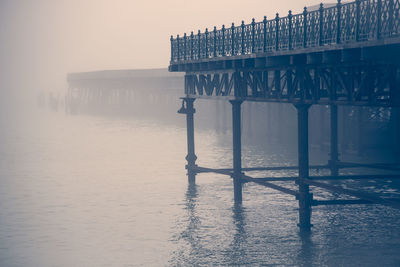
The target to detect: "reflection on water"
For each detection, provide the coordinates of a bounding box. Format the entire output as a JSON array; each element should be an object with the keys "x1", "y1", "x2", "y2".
[{"x1": 0, "y1": 105, "x2": 399, "y2": 266}]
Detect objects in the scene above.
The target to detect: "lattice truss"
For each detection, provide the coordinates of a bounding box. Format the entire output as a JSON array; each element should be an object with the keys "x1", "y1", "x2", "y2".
[{"x1": 184, "y1": 64, "x2": 400, "y2": 106}]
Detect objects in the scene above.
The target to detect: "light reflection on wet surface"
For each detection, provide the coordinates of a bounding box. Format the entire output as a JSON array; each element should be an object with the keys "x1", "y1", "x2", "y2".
[{"x1": 0, "y1": 107, "x2": 399, "y2": 266}]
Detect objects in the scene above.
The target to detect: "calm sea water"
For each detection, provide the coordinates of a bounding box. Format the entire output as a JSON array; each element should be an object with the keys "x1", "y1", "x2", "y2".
[{"x1": 0, "y1": 103, "x2": 399, "y2": 267}]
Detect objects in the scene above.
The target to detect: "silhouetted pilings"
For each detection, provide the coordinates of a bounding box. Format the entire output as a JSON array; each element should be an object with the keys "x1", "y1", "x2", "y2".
[{"x1": 178, "y1": 99, "x2": 400, "y2": 231}]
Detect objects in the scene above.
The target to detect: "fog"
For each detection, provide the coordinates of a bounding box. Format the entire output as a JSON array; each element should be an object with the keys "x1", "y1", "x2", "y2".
[
  {"x1": 0, "y1": 0, "x2": 335, "y2": 98},
  {"x1": 1, "y1": 1, "x2": 399, "y2": 266}
]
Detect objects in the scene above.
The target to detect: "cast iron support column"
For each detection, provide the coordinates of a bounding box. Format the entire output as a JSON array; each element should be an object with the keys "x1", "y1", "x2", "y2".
[
  {"x1": 394, "y1": 107, "x2": 400, "y2": 161},
  {"x1": 329, "y1": 105, "x2": 339, "y2": 176},
  {"x1": 295, "y1": 104, "x2": 312, "y2": 231},
  {"x1": 178, "y1": 98, "x2": 197, "y2": 184},
  {"x1": 230, "y1": 100, "x2": 243, "y2": 204}
]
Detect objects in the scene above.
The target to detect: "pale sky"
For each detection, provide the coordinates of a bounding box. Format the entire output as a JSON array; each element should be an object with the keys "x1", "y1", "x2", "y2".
[{"x1": 0, "y1": 0, "x2": 336, "y2": 91}]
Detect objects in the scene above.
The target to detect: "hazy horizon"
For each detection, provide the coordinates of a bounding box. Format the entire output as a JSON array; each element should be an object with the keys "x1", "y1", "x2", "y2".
[{"x1": 1, "y1": 0, "x2": 337, "y2": 94}]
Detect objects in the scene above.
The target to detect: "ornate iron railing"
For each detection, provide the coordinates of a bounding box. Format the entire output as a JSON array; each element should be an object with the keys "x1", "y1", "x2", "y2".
[{"x1": 170, "y1": 0, "x2": 400, "y2": 63}]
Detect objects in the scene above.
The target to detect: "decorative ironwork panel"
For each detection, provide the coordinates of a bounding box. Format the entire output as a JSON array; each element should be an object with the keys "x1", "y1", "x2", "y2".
[
  {"x1": 292, "y1": 14, "x2": 305, "y2": 49},
  {"x1": 306, "y1": 9, "x2": 321, "y2": 47},
  {"x1": 225, "y1": 27, "x2": 233, "y2": 56},
  {"x1": 340, "y1": 2, "x2": 357, "y2": 43},
  {"x1": 233, "y1": 26, "x2": 242, "y2": 55},
  {"x1": 243, "y1": 23, "x2": 253, "y2": 54},
  {"x1": 279, "y1": 16, "x2": 290, "y2": 50},
  {"x1": 322, "y1": 5, "x2": 339, "y2": 44},
  {"x1": 254, "y1": 22, "x2": 265, "y2": 52},
  {"x1": 199, "y1": 33, "x2": 207, "y2": 59},
  {"x1": 266, "y1": 19, "x2": 276, "y2": 52}
]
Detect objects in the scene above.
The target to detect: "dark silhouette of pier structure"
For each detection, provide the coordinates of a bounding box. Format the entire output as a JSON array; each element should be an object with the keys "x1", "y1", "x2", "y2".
[{"x1": 170, "y1": 0, "x2": 400, "y2": 231}]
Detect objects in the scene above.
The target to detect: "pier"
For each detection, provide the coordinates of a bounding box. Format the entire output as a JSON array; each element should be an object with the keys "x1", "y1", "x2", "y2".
[{"x1": 170, "y1": 0, "x2": 400, "y2": 231}]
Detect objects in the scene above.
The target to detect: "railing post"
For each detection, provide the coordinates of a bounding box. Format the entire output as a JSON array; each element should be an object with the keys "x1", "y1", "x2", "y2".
[
  {"x1": 303, "y1": 7, "x2": 308, "y2": 48},
  {"x1": 319, "y1": 4, "x2": 324, "y2": 46},
  {"x1": 275, "y1": 13, "x2": 280, "y2": 51},
  {"x1": 205, "y1": 28, "x2": 209, "y2": 58},
  {"x1": 337, "y1": 0, "x2": 342, "y2": 44},
  {"x1": 241, "y1": 20, "x2": 245, "y2": 54},
  {"x1": 356, "y1": 0, "x2": 360, "y2": 41},
  {"x1": 251, "y1": 18, "x2": 256, "y2": 53},
  {"x1": 263, "y1": 16, "x2": 267, "y2": 52},
  {"x1": 197, "y1": 30, "x2": 201, "y2": 59},
  {"x1": 170, "y1": 35, "x2": 174, "y2": 62},
  {"x1": 377, "y1": 0, "x2": 382, "y2": 39},
  {"x1": 231, "y1": 23, "x2": 235, "y2": 55},
  {"x1": 184, "y1": 33, "x2": 187, "y2": 60},
  {"x1": 214, "y1": 26, "x2": 217, "y2": 57},
  {"x1": 222, "y1": 25, "x2": 226, "y2": 56},
  {"x1": 190, "y1": 31, "x2": 194, "y2": 60},
  {"x1": 177, "y1": 34, "x2": 180, "y2": 61},
  {"x1": 288, "y1": 10, "x2": 293, "y2": 50}
]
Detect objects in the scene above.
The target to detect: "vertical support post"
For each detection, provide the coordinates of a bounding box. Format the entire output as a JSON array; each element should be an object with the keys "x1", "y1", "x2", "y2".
[
  {"x1": 275, "y1": 13, "x2": 280, "y2": 51},
  {"x1": 395, "y1": 107, "x2": 400, "y2": 161},
  {"x1": 214, "y1": 26, "x2": 217, "y2": 57},
  {"x1": 263, "y1": 16, "x2": 267, "y2": 52},
  {"x1": 303, "y1": 7, "x2": 308, "y2": 48},
  {"x1": 184, "y1": 33, "x2": 187, "y2": 60},
  {"x1": 170, "y1": 35, "x2": 174, "y2": 62},
  {"x1": 356, "y1": 106, "x2": 364, "y2": 156},
  {"x1": 241, "y1": 20, "x2": 245, "y2": 55},
  {"x1": 288, "y1": 11, "x2": 293, "y2": 50},
  {"x1": 190, "y1": 32, "x2": 194, "y2": 60},
  {"x1": 185, "y1": 98, "x2": 197, "y2": 183},
  {"x1": 205, "y1": 28, "x2": 209, "y2": 58},
  {"x1": 177, "y1": 35, "x2": 180, "y2": 61},
  {"x1": 295, "y1": 104, "x2": 312, "y2": 232},
  {"x1": 337, "y1": 0, "x2": 342, "y2": 44},
  {"x1": 251, "y1": 18, "x2": 256, "y2": 53},
  {"x1": 178, "y1": 98, "x2": 197, "y2": 184},
  {"x1": 319, "y1": 4, "x2": 324, "y2": 46},
  {"x1": 231, "y1": 23, "x2": 235, "y2": 55},
  {"x1": 329, "y1": 105, "x2": 339, "y2": 176},
  {"x1": 198, "y1": 30, "x2": 201, "y2": 59},
  {"x1": 230, "y1": 100, "x2": 243, "y2": 204},
  {"x1": 222, "y1": 25, "x2": 226, "y2": 56}
]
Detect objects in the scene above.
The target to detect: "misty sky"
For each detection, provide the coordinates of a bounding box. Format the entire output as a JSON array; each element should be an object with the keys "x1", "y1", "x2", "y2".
[{"x1": 0, "y1": 0, "x2": 336, "y2": 92}]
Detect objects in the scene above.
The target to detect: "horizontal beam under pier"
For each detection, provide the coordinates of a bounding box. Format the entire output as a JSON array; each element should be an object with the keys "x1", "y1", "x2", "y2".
[
  {"x1": 303, "y1": 179, "x2": 400, "y2": 210},
  {"x1": 241, "y1": 175, "x2": 298, "y2": 197},
  {"x1": 192, "y1": 165, "x2": 329, "y2": 174},
  {"x1": 312, "y1": 199, "x2": 373, "y2": 206},
  {"x1": 338, "y1": 162, "x2": 400, "y2": 171}
]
